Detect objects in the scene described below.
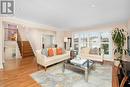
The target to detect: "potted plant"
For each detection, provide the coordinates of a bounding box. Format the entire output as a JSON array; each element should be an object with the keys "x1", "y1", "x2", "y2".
[{"x1": 112, "y1": 28, "x2": 128, "y2": 65}]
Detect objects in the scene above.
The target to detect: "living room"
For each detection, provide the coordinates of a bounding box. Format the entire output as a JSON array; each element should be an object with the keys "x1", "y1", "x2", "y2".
[{"x1": 0, "y1": 0, "x2": 130, "y2": 87}]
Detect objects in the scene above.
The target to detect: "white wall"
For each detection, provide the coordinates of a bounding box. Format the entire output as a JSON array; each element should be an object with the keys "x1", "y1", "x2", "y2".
[
  {"x1": 70, "y1": 23, "x2": 128, "y2": 32},
  {"x1": 56, "y1": 31, "x2": 64, "y2": 48},
  {"x1": 128, "y1": 20, "x2": 130, "y2": 35},
  {"x1": 0, "y1": 18, "x2": 3, "y2": 69},
  {"x1": 17, "y1": 25, "x2": 28, "y2": 41},
  {"x1": 24, "y1": 27, "x2": 56, "y2": 51}
]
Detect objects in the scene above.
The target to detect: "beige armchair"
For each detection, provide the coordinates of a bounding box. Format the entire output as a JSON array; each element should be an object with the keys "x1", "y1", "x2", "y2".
[{"x1": 80, "y1": 47, "x2": 104, "y2": 63}]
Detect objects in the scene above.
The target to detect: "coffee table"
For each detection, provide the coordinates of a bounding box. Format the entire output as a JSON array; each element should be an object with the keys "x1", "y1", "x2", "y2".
[{"x1": 62, "y1": 59, "x2": 95, "y2": 82}]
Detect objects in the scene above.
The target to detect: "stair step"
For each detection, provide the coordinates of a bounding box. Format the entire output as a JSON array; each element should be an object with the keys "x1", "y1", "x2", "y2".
[
  {"x1": 23, "y1": 50, "x2": 33, "y2": 54},
  {"x1": 23, "y1": 52, "x2": 34, "y2": 57},
  {"x1": 23, "y1": 45, "x2": 32, "y2": 48},
  {"x1": 22, "y1": 41, "x2": 30, "y2": 44},
  {"x1": 23, "y1": 48, "x2": 32, "y2": 51}
]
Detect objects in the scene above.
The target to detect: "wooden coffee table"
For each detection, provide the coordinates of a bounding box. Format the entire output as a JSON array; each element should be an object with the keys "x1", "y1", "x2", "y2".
[{"x1": 62, "y1": 59, "x2": 95, "y2": 82}]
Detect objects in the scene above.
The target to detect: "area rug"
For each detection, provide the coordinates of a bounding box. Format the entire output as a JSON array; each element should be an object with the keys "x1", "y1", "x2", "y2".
[{"x1": 30, "y1": 64, "x2": 112, "y2": 87}]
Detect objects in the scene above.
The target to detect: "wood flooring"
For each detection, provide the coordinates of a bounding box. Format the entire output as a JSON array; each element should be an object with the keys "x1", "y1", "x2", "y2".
[
  {"x1": 0, "y1": 57, "x2": 41, "y2": 87},
  {"x1": 0, "y1": 56, "x2": 118, "y2": 87}
]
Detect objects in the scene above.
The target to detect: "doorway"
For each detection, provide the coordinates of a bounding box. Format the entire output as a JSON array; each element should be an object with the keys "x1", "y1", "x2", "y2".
[
  {"x1": 2, "y1": 22, "x2": 22, "y2": 69},
  {"x1": 4, "y1": 22, "x2": 18, "y2": 60}
]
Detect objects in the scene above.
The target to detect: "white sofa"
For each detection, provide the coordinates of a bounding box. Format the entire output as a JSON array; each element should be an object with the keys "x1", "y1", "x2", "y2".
[{"x1": 36, "y1": 49, "x2": 70, "y2": 70}]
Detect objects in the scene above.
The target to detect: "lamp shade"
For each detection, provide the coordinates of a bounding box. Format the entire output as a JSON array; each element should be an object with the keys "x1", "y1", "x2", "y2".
[{"x1": 64, "y1": 37, "x2": 68, "y2": 42}]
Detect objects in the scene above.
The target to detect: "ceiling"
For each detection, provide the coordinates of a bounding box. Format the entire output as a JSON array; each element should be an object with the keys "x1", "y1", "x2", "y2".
[{"x1": 15, "y1": 0, "x2": 130, "y2": 30}]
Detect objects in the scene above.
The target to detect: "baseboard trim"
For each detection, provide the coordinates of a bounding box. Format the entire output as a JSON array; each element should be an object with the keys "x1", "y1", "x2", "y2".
[{"x1": 103, "y1": 60, "x2": 114, "y2": 65}]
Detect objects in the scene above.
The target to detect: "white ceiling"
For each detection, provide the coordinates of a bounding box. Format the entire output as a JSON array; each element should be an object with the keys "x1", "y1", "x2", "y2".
[{"x1": 15, "y1": 0, "x2": 130, "y2": 30}]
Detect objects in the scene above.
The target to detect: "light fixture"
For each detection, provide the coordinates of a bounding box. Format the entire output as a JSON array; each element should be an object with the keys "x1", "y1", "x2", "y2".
[
  {"x1": 64, "y1": 37, "x2": 68, "y2": 42},
  {"x1": 64, "y1": 37, "x2": 68, "y2": 50},
  {"x1": 91, "y1": 4, "x2": 96, "y2": 8}
]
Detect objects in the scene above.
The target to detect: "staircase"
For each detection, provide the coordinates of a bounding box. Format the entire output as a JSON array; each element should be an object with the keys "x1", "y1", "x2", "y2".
[
  {"x1": 22, "y1": 41, "x2": 34, "y2": 57},
  {"x1": 17, "y1": 41, "x2": 34, "y2": 58},
  {"x1": 17, "y1": 30, "x2": 34, "y2": 58}
]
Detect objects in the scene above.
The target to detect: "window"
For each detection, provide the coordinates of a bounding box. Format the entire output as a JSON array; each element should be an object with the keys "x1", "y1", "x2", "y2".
[
  {"x1": 88, "y1": 32, "x2": 100, "y2": 48},
  {"x1": 42, "y1": 34, "x2": 55, "y2": 48},
  {"x1": 73, "y1": 31, "x2": 112, "y2": 59},
  {"x1": 73, "y1": 34, "x2": 79, "y2": 51},
  {"x1": 100, "y1": 32, "x2": 112, "y2": 58}
]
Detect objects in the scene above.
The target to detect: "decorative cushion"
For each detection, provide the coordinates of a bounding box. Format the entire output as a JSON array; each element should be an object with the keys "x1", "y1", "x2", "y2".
[
  {"x1": 48, "y1": 48, "x2": 54, "y2": 57},
  {"x1": 41, "y1": 48, "x2": 48, "y2": 56},
  {"x1": 89, "y1": 48, "x2": 99, "y2": 55},
  {"x1": 56, "y1": 48, "x2": 63, "y2": 55}
]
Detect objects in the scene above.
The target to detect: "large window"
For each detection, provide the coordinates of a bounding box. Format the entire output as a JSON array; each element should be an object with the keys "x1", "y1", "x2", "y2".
[
  {"x1": 42, "y1": 34, "x2": 55, "y2": 48},
  {"x1": 73, "y1": 32, "x2": 112, "y2": 59}
]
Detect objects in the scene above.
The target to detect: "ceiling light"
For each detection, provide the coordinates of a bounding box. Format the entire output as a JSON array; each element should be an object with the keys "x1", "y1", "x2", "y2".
[{"x1": 91, "y1": 4, "x2": 96, "y2": 8}]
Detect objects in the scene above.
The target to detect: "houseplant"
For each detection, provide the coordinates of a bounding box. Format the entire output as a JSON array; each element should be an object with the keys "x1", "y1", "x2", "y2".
[{"x1": 112, "y1": 28, "x2": 128, "y2": 64}]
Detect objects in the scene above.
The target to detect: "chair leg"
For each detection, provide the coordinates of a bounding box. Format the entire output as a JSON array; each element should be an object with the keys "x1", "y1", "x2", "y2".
[
  {"x1": 100, "y1": 60, "x2": 104, "y2": 65},
  {"x1": 101, "y1": 62, "x2": 103, "y2": 65},
  {"x1": 92, "y1": 64, "x2": 96, "y2": 71}
]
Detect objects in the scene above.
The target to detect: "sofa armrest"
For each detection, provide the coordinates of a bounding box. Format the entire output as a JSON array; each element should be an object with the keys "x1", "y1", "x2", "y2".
[{"x1": 36, "y1": 50, "x2": 47, "y2": 65}]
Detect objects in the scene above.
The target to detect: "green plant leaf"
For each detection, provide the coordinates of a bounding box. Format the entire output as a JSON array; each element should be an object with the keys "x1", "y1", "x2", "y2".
[{"x1": 112, "y1": 28, "x2": 128, "y2": 60}]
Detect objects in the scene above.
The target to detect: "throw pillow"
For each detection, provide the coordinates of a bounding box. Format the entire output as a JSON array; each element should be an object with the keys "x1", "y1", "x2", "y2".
[
  {"x1": 56, "y1": 48, "x2": 63, "y2": 55},
  {"x1": 41, "y1": 48, "x2": 48, "y2": 56},
  {"x1": 48, "y1": 48, "x2": 54, "y2": 57},
  {"x1": 89, "y1": 48, "x2": 99, "y2": 55}
]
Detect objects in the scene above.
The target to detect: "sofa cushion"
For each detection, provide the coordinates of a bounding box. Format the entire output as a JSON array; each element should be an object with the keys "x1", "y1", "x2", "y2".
[
  {"x1": 47, "y1": 53, "x2": 69, "y2": 62},
  {"x1": 87, "y1": 55, "x2": 103, "y2": 62},
  {"x1": 56, "y1": 48, "x2": 63, "y2": 55},
  {"x1": 48, "y1": 48, "x2": 54, "y2": 57}
]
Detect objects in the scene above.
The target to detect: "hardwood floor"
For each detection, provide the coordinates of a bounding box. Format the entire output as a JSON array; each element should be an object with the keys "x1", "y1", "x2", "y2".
[
  {"x1": 0, "y1": 56, "x2": 118, "y2": 87},
  {"x1": 0, "y1": 57, "x2": 41, "y2": 87}
]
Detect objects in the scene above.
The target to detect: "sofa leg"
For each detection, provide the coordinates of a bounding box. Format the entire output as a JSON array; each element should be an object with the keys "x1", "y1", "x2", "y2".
[{"x1": 44, "y1": 67, "x2": 47, "y2": 71}]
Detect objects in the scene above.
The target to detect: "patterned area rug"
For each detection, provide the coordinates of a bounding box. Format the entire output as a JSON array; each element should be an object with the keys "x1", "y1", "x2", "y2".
[{"x1": 30, "y1": 63, "x2": 112, "y2": 87}]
